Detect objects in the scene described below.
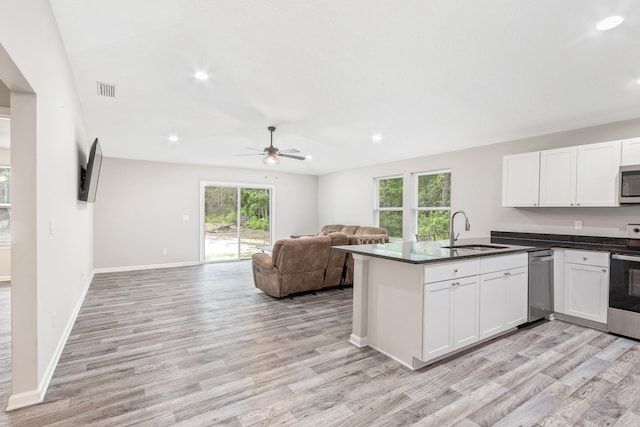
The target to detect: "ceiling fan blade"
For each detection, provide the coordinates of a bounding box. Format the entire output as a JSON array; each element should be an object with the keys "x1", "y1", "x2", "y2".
[
  {"x1": 279, "y1": 153, "x2": 306, "y2": 160},
  {"x1": 244, "y1": 147, "x2": 264, "y2": 152},
  {"x1": 279, "y1": 148, "x2": 300, "y2": 154},
  {"x1": 234, "y1": 153, "x2": 264, "y2": 157}
]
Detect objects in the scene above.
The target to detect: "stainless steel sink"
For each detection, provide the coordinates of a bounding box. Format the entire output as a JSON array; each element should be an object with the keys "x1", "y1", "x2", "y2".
[{"x1": 443, "y1": 244, "x2": 508, "y2": 251}]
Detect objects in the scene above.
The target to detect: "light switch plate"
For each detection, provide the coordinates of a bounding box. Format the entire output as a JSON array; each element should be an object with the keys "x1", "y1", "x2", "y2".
[{"x1": 574, "y1": 220, "x2": 583, "y2": 230}]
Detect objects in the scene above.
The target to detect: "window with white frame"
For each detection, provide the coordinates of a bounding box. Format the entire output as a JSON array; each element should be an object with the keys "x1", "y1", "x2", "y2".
[
  {"x1": 414, "y1": 170, "x2": 451, "y2": 241},
  {"x1": 374, "y1": 176, "x2": 403, "y2": 238},
  {"x1": 0, "y1": 166, "x2": 9, "y2": 242}
]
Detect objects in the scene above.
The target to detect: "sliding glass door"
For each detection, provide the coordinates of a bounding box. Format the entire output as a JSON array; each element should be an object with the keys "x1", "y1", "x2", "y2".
[{"x1": 202, "y1": 183, "x2": 273, "y2": 262}]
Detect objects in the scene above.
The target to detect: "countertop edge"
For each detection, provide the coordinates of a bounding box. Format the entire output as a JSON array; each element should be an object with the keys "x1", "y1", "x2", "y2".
[{"x1": 334, "y1": 245, "x2": 534, "y2": 265}]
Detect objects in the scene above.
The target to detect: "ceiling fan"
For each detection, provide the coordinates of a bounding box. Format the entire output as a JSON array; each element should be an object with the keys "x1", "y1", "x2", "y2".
[{"x1": 238, "y1": 126, "x2": 306, "y2": 165}]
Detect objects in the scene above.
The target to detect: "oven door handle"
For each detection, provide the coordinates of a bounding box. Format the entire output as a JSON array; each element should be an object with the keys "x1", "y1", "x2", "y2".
[{"x1": 612, "y1": 254, "x2": 640, "y2": 262}]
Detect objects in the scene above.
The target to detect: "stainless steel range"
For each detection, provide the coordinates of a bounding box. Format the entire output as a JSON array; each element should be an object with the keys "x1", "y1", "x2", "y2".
[{"x1": 609, "y1": 224, "x2": 640, "y2": 340}]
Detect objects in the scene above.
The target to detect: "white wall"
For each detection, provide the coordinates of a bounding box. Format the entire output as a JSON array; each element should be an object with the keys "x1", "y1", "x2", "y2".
[
  {"x1": 94, "y1": 157, "x2": 318, "y2": 270},
  {"x1": 0, "y1": 0, "x2": 93, "y2": 409},
  {"x1": 319, "y1": 117, "x2": 640, "y2": 239}
]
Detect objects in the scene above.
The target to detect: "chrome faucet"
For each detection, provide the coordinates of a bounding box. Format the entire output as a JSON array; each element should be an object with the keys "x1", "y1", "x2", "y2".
[{"x1": 450, "y1": 210, "x2": 471, "y2": 248}]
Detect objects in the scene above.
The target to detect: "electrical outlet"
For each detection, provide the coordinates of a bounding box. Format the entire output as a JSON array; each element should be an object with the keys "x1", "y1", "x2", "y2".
[
  {"x1": 162, "y1": 248, "x2": 168, "y2": 255},
  {"x1": 182, "y1": 214, "x2": 189, "y2": 222},
  {"x1": 49, "y1": 219, "x2": 56, "y2": 235},
  {"x1": 574, "y1": 220, "x2": 583, "y2": 230}
]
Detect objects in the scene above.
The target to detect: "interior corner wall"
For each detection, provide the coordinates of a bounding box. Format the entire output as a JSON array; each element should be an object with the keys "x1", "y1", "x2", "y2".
[
  {"x1": 319, "y1": 117, "x2": 640, "y2": 239},
  {"x1": 94, "y1": 157, "x2": 319, "y2": 270},
  {"x1": 0, "y1": 148, "x2": 10, "y2": 280},
  {"x1": 0, "y1": 0, "x2": 93, "y2": 408}
]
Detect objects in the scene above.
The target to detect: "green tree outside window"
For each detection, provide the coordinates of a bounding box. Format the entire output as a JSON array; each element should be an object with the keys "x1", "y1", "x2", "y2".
[
  {"x1": 416, "y1": 171, "x2": 451, "y2": 241},
  {"x1": 376, "y1": 176, "x2": 403, "y2": 238}
]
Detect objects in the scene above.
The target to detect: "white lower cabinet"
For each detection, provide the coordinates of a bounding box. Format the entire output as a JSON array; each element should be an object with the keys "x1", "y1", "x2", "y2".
[
  {"x1": 479, "y1": 254, "x2": 529, "y2": 339},
  {"x1": 479, "y1": 259, "x2": 528, "y2": 340},
  {"x1": 479, "y1": 271, "x2": 506, "y2": 339},
  {"x1": 423, "y1": 275, "x2": 479, "y2": 361},
  {"x1": 563, "y1": 250, "x2": 609, "y2": 324},
  {"x1": 505, "y1": 267, "x2": 528, "y2": 327},
  {"x1": 422, "y1": 254, "x2": 528, "y2": 364}
]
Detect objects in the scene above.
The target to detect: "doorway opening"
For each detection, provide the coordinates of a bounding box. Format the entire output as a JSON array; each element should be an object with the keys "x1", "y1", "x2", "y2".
[{"x1": 201, "y1": 183, "x2": 274, "y2": 262}]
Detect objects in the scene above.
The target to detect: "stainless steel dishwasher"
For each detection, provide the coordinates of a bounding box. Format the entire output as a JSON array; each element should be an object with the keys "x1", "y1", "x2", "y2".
[{"x1": 528, "y1": 249, "x2": 554, "y2": 322}]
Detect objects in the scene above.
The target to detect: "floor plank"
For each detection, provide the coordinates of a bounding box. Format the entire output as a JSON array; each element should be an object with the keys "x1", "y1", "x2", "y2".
[{"x1": 0, "y1": 263, "x2": 639, "y2": 426}]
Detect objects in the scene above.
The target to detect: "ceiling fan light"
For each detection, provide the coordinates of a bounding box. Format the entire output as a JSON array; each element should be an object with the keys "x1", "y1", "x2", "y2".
[{"x1": 263, "y1": 154, "x2": 280, "y2": 165}]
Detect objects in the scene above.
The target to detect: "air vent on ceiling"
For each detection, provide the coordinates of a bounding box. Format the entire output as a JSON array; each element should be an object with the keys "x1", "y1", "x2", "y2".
[{"x1": 97, "y1": 82, "x2": 116, "y2": 98}]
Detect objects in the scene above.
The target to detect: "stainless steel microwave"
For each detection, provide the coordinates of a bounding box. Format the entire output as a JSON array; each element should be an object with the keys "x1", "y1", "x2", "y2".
[{"x1": 620, "y1": 165, "x2": 640, "y2": 203}]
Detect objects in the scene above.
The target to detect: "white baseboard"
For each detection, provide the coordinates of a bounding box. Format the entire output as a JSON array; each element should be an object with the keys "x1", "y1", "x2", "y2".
[
  {"x1": 5, "y1": 388, "x2": 43, "y2": 411},
  {"x1": 6, "y1": 271, "x2": 94, "y2": 411},
  {"x1": 349, "y1": 334, "x2": 368, "y2": 348},
  {"x1": 94, "y1": 261, "x2": 201, "y2": 274}
]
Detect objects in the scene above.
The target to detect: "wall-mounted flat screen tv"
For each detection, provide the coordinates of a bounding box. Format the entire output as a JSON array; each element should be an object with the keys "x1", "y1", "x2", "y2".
[{"x1": 78, "y1": 138, "x2": 102, "y2": 203}]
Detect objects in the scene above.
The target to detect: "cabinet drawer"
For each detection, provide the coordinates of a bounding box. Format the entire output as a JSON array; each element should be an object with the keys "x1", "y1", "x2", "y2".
[
  {"x1": 481, "y1": 266, "x2": 527, "y2": 282},
  {"x1": 564, "y1": 250, "x2": 609, "y2": 267},
  {"x1": 480, "y1": 253, "x2": 528, "y2": 274},
  {"x1": 425, "y1": 259, "x2": 480, "y2": 284}
]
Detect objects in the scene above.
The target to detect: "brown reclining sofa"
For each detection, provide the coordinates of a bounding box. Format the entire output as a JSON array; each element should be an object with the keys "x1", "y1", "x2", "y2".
[{"x1": 251, "y1": 225, "x2": 388, "y2": 297}]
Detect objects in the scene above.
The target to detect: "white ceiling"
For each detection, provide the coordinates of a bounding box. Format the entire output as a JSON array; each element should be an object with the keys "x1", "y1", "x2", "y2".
[{"x1": 49, "y1": 0, "x2": 640, "y2": 175}]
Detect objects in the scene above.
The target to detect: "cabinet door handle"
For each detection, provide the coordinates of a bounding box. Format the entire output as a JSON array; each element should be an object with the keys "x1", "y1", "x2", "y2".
[
  {"x1": 602, "y1": 269, "x2": 607, "y2": 273},
  {"x1": 583, "y1": 257, "x2": 588, "y2": 262},
  {"x1": 453, "y1": 269, "x2": 458, "y2": 273},
  {"x1": 570, "y1": 203, "x2": 574, "y2": 206}
]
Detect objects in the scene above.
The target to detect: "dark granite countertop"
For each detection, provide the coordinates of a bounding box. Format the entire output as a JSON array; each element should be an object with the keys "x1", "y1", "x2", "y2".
[
  {"x1": 491, "y1": 231, "x2": 640, "y2": 255},
  {"x1": 334, "y1": 237, "x2": 533, "y2": 265},
  {"x1": 335, "y1": 231, "x2": 640, "y2": 265}
]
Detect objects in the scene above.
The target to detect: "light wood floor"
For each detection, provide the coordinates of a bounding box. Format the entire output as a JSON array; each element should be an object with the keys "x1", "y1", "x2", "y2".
[{"x1": 0, "y1": 262, "x2": 640, "y2": 426}]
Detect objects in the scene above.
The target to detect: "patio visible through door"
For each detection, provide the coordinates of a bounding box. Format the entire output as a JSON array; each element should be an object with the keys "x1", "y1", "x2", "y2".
[{"x1": 202, "y1": 184, "x2": 273, "y2": 261}]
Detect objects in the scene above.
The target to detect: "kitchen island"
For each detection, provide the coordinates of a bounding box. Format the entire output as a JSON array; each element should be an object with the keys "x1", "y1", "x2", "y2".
[{"x1": 335, "y1": 239, "x2": 534, "y2": 370}]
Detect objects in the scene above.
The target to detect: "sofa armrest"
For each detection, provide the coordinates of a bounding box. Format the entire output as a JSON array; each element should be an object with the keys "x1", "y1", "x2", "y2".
[{"x1": 252, "y1": 253, "x2": 276, "y2": 270}]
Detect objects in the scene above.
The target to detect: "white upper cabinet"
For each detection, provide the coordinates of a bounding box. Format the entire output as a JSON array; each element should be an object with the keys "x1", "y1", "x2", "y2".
[
  {"x1": 502, "y1": 152, "x2": 540, "y2": 207},
  {"x1": 539, "y1": 147, "x2": 577, "y2": 207},
  {"x1": 504, "y1": 139, "x2": 623, "y2": 208},
  {"x1": 576, "y1": 140, "x2": 621, "y2": 207},
  {"x1": 621, "y1": 137, "x2": 640, "y2": 166}
]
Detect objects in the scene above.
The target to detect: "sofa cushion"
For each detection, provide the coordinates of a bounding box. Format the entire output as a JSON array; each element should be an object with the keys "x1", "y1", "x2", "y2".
[
  {"x1": 273, "y1": 236, "x2": 331, "y2": 271},
  {"x1": 339, "y1": 225, "x2": 360, "y2": 235},
  {"x1": 354, "y1": 226, "x2": 388, "y2": 235},
  {"x1": 327, "y1": 232, "x2": 349, "y2": 246},
  {"x1": 319, "y1": 224, "x2": 344, "y2": 236}
]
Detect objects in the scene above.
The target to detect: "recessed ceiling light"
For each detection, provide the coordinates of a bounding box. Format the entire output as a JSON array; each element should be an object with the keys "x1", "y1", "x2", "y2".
[
  {"x1": 168, "y1": 135, "x2": 180, "y2": 143},
  {"x1": 371, "y1": 133, "x2": 383, "y2": 143},
  {"x1": 194, "y1": 71, "x2": 209, "y2": 80},
  {"x1": 305, "y1": 155, "x2": 313, "y2": 160},
  {"x1": 596, "y1": 16, "x2": 624, "y2": 31}
]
